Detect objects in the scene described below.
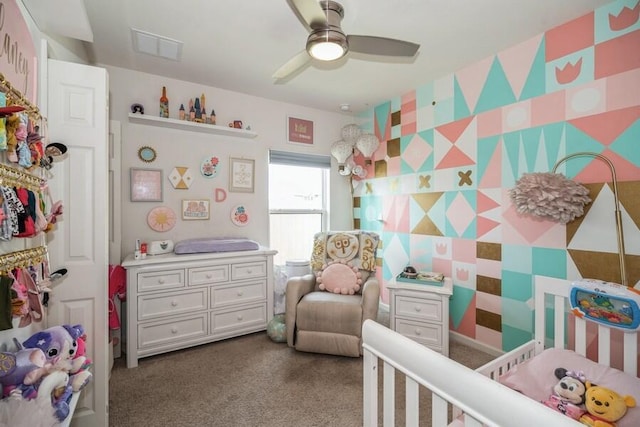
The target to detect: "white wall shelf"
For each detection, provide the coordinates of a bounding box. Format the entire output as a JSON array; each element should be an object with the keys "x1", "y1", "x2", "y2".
[{"x1": 128, "y1": 113, "x2": 258, "y2": 138}]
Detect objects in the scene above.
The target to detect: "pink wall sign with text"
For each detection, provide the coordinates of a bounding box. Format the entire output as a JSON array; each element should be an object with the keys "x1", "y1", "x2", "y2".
[
  {"x1": 0, "y1": 0, "x2": 37, "y2": 102},
  {"x1": 287, "y1": 116, "x2": 314, "y2": 145}
]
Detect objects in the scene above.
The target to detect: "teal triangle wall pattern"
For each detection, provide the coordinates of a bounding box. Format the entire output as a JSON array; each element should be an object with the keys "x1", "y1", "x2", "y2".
[
  {"x1": 519, "y1": 38, "x2": 547, "y2": 101},
  {"x1": 374, "y1": 102, "x2": 391, "y2": 139},
  {"x1": 454, "y1": 76, "x2": 471, "y2": 121},
  {"x1": 474, "y1": 56, "x2": 517, "y2": 114}
]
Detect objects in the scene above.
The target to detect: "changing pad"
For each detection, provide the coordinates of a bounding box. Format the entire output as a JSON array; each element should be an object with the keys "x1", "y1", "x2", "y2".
[{"x1": 174, "y1": 237, "x2": 260, "y2": 254}]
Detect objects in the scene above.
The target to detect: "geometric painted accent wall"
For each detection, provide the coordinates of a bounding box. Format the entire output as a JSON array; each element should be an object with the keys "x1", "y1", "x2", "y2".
[{"x1": 353, "y1": 0, "x2": 640, "y2": 352}]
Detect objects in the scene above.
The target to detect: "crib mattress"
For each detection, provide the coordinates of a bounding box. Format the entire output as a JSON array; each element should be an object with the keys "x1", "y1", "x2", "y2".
[
  {"x1": 499, "y1": 348, "x2": 640, "y2": 427},
  {"x1": 174, "y1": 237, "x2": 260, "y2": 254}
]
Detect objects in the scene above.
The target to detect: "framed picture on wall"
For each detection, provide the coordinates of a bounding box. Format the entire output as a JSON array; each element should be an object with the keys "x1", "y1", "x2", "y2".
[
  {"x1": 181, "y1": 199, "x2": 210, "y2": 220},
  {"x1": 229, "y1": 157, "x2": 255, "y2": 193},
  {"x1": 130, "y1": 168, "x2": 163, "y2": 202},
  {"x1": 287, "y1": 116, "x2": 314, "y2": 145}
]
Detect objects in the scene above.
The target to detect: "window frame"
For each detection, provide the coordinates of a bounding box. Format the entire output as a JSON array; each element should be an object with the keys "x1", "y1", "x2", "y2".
[{"x1": 268, "y1": 150, "x2": 331, "y2": 263}]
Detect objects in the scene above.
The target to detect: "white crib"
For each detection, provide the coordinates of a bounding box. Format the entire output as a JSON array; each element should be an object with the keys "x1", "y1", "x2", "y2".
[{"x1": 362, "y1": 275, "x2": 639, "y2": 426}]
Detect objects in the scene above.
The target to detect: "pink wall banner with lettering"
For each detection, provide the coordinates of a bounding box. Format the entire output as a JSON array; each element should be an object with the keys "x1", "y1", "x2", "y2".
[
  {"x1": 0, "y1": 0, "x2": 37, "y2": 102},
  {"x1": 287, "y1": 116, "x2": 314, "y2": 145}
]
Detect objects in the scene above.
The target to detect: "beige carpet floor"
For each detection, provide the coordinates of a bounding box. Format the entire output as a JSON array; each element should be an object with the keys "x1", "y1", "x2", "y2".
[{"x1": 109, "y1": 309, "x2": 494, "y2": 426}]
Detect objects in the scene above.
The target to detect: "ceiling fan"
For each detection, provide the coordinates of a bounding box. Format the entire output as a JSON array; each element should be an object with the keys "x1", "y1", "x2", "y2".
[{"x1": 273, "y1": 0, "x2": 420, "y2": 80}]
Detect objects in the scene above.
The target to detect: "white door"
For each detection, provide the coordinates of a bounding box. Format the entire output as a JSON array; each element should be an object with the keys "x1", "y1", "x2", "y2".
[{"x1": 46, "y1": 59, "x2": 109, "y2": 427}]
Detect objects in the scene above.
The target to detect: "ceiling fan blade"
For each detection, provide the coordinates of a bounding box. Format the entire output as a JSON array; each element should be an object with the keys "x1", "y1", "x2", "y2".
[
  {"x1": 272, "y1": 50, "x2": 312, "y2": 80},
  {"x1": 347, "y1": 35, "x2": 420, "y2": 57},
  {"x1": 287, "y1": 0, "x2": 328, "y2": 31}
]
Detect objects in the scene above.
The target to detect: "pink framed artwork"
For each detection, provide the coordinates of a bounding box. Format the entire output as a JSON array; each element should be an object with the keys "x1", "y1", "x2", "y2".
[
  {"x1": 287, "y1": 116, "x2": 314, "y2": 145},
  {"x1": 130, "y1": 168, "x2": 163, "y2": 202}
]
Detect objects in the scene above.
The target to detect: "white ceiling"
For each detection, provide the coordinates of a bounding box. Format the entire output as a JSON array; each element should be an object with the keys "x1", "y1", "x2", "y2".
[{"x1": 25, "y1": 0, "x2": 612, "y2": 114}]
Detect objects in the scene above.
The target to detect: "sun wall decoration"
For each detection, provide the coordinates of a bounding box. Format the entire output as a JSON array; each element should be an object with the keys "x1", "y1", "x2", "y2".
[{"x1": 147, "y1": 206, "x2": 177, "y2": 232}]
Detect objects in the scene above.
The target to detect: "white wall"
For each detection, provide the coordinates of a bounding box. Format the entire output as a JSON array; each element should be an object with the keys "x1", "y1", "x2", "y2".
[{"x1": 104, "y1": 65, "x2": 355, "y2": 261}]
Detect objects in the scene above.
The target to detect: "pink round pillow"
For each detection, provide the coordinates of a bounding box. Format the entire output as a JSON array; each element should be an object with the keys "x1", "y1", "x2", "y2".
[{"x1": 316, "y1": 260, "x2": 362, "y2": 295}]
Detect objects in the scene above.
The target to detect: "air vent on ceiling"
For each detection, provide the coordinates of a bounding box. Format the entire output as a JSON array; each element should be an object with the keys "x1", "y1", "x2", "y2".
[{"x1": 131, "y1": 28, "x2": 183, "y2": 61}]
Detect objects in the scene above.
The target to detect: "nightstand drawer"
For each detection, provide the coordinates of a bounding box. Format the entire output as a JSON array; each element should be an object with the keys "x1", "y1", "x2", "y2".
[
  {"x1": 138, "y1": 288, "x2": 207, "y2": 321},
  {"x1": 138, "y1": 269, "x2": 185, "y2": 293},
  {"x1": 138, "y1": 313, "x2": 207, "y2": 349},
  {"x1": 211, "y1": 281, "x2": 266, "y2": 308},
  {"x1": 231, "y1": 261, "x2": 267, "y2": 281},
  {"x1": 395, "y1": 318, "x2": 442, "y2": 350},
  {"x1": 189, "y1": 265, "x2": 229, "y2": 286},
  {"x1": 395, "y1": 295, "x2": 442, "y2": 322}
]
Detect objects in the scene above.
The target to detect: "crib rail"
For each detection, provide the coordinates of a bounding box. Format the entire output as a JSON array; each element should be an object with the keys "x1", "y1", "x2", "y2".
[
  {"x1": 534, "y1": 275, "x2": 638, "y2": 376},
  {"x1": 475, "y1": 340, "x2": 535, "y2": 380},
  {"x1": 362, "y1": 320, "x2": 576, "y2": 427}
]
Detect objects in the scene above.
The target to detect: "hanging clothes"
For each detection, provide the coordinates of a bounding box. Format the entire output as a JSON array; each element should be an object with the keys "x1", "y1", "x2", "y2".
[
  {"x1": 108, "y1": 265, "x2": 127, "y2": 330},
  {"x1": 0, "y1": 275, "x2": 13, "y2": 330}
]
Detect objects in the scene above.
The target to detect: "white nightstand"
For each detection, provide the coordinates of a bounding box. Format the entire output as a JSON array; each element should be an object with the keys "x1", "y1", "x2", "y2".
[{"x1": 387, "y1": 277, "x2": 453, "y2": 356}]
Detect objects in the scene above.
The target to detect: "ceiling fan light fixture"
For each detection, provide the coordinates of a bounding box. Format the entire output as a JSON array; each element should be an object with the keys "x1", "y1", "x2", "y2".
[{"x1": 307, "y1": 29, "x2": 348, "y2": 61}]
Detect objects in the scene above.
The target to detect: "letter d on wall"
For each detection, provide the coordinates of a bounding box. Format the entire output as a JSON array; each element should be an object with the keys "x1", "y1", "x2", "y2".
[{"x1": 215, "y1": 188, "x2": 227, "y2": 202}]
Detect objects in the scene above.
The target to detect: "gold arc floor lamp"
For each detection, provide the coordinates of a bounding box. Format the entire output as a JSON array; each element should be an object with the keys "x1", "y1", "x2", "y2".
[
  {"x1": 552, "y1": 152, "x2": 628, "y2": 287},
  {"x1": 511, "y1": 151, "x2": 628, "y2": 287}
]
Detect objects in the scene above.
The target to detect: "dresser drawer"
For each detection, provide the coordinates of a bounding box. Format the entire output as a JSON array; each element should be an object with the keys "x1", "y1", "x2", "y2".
[
  {"x1": 138, "y1": 288, "x2": 207, "y2": 321},
  {"x1": 395, "y1": 318, "x2": 442, "y2": 350},
  {"x1": 138, "y1": 313, "x2": 208, "y2": 349},
  {"x1": 211, "y1": 281, "x2": 266, "y2": 308},
  {"x1": 138, "y1": 269, "x2": 185, "y2": 293},
  {"x1": 189, "y1": 265, "x2": 229, "y2": 286},
  {"x1": 231, "y1": 261, "x2": 267, "y2": 281},
  {"x1": 395, "y1": 295, "x2": 442, "y2": 322},
  {"x1": 211, "y1": 304, "x2": 266, "y2": 334}
]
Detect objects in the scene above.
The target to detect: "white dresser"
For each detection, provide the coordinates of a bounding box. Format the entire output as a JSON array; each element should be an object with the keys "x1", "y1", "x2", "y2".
[
  {"x1": 387, "y1": 277, "x2": 453, "y2": 356},
  {"x1": 121, "y1": 248, "x2": 276, "y2": 368}
]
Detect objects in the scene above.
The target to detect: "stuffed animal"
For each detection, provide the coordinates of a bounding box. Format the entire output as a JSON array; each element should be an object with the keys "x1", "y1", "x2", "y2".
[
  {"x1": 542, "y1": 367, "x2": 587, "y2": 420},
  {"x1": 580, "y1": 381, "x2": 636, "y2": 427},
  {"x1": 0, "y1": 348, "x2": 52, "y2": 398},
  {"x1": 0, "y1": 347, "x2": 73, "y2": 422},
  {"x1": 22, "y1": 324, "x2": 92, "y2": 392}
]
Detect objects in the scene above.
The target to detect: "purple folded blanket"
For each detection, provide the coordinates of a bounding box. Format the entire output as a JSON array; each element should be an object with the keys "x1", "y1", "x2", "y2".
[{"x1": 174, "y1": 237, "x2": 260, "y2": 254}]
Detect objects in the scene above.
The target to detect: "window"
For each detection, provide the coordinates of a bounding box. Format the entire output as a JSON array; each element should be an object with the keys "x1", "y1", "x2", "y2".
[{"x1": 269, "y1": 150, "x2": 331, "y2": 266}]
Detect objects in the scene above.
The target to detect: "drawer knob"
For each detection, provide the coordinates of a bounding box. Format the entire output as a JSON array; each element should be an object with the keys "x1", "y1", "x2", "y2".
[
  {"x1": 246, "y1": 269, "x2": 253, "y2": 274},
  {"x1": 415, "y1": 329, "x2": 421, "y2": 335},
  {"x1": 171, "y1": 300, "x2": 178, "y2": 307},
  {"x1": 414, "y1": 306, "x2": 422, "y2": 312},
  {"x1": 158, "y1": 278, "x2": 165, "y2": 284},
  {"x1": 171, "y1": 327, "x2": 178, "y2": 334},
  {"x1": 206, "y1": 274, "x2": 213, "y2": 279},
  {"x1": 237, "y1": 315, "x2": 243, "y2": 321},
  {"x1": 237, "y1": 290, "x2": 244, "y2": 296}
]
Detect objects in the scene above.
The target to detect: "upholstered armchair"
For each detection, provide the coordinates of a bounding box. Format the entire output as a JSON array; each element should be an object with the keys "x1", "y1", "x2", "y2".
[{"x1": 285, "y1": 231, "x2": 380, "y2": 357}]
